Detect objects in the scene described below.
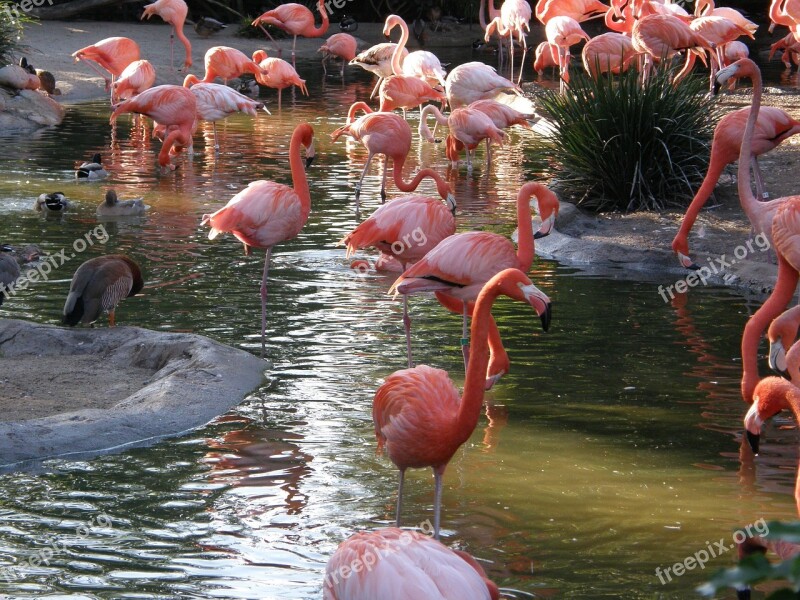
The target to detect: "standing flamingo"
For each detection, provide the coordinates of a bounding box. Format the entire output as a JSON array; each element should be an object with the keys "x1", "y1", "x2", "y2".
[
  {"x1": 444, "y1": 62, "x2": 522, "y2": 108},
  {"x1": 485, "y1": 0, "x2": 533, "y2": 84},
  {"x1": 391, "y1": 182, "x2": 556, "y2": 380},
  {"x1": 769, "y1": 0, "x2": 800, "y2": 34},
  {"x1": 384, "y1": 14, "x2": 447, "y2": 88},
  {"x1": 110, "y1": 85, "x2": 197, "y2": 170},
  {"x1": 251, "y1": 0, "x2": 329, "y2": 57},
  {"x1": 534, "y1": 41, "x2": 563, "y2": 78},
  {"x1": 376, "y1": 269, "x2": 551, "y2": 538},
  {"x1": 184, "y1": 82, "x2": 267, "y2": 151},
  {"x1": 72, "y1": 37, "x2": 140, "y2": 95},
  {"x1": 535, "y1": 0, "x2": 610, "y2": 24},
  {"x1": 714, "y1": 59, "x2": 800, "y2": 404},
  {"x1": 323, "y1": 527, "x2": 499, "y2": 600},
  {"x1": 111, "y1": 59, "x2": 156, "y2": 103},
  {"x1": 419, "y1": 105, "x2": 506, "y2": 171},
  {"x1": 631, "y1": 14, "x2": 713, "y2": 85},
  {"x1": 769, "y1": 304, "x2": 800, "y2": 376},
  {"x1": 581, "y1": 31, "x2": 637, "y2": 77},
  {"x1": 349, "y1": 43, "x2": 408, "y2": 99},
  {"x1": 184, "y1": 46, "x2": 267, "y2": 86},
  {"x1": 770, "y1": 33, "x2": 800, "y2": 69},
  {"x1": 201, "y1": 124, "x2": 315, "y2": 357},
  {"x1": 141, "y1": 0, "x2": 192, "y2": 69},
  {"x1": 671, "y1": 106, "x2": 800, "y2": 269},
  {"x1": 545, "y1": 15, "x2": 590, "y2": 91},
  {"x1": 318, "y1": 33, "x2": 358, "y2": 76},
  {"x1": 252, "y1": 50, "x2": 308, "y2": 109}
]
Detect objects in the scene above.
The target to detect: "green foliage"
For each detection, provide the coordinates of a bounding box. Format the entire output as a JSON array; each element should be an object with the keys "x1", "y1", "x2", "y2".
[
  {"x1": 536, "y1": 65, "x2": 718, "y2": 213},
  {"x1": 698, "y1": 521, "x2": 800, "y2": 598},
  {"x1": 0, "y1": 0, "x2": 32, "y2": 65}
]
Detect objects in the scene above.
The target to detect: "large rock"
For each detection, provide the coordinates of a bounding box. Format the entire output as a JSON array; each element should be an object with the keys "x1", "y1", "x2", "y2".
[
  {"x1": 0, "y1": 319, "x2": 267, "y2": 471},
  {"x1": 0, "y1": 88, "x2": 65, "y2": 131}
]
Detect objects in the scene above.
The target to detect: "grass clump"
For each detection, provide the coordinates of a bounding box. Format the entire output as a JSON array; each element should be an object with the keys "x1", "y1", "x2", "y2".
[
  {"x1": 537, "y1": 65, "x2": 718, "y2": 213},
  {"x1": 0, "y1": 1, "x2": 32, "y2": 65}
]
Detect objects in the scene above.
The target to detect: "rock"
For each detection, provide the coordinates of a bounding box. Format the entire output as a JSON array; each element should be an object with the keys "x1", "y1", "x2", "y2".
[
  {"x1": 0, "y1": 319, "x2": 267, "y2": 471},
  {"x1": 0, "y1": 88, "x2": 65, "y2": 131}
]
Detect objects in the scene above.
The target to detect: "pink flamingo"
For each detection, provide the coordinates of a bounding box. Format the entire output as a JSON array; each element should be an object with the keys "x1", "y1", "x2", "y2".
[
  {"x1": 378, "y1": 75, "x2": 444, "y2": 116},
  {"x1": 348, "y1": 43, "x2": 408, "y2": 99},
  {"x1": 536, "y1": 0, "x2": 610, "y2": 24},
  {"x1": 581, "y1": 31, "x2": 636, "y2": 77},
  {"x1": 694, "y1": 0, "x2": 758, "y2": 36},
  {"x1": 485, "y1": 0, "x2": 533, "y2": 84},
  {"x1": 480, "y1": 0, "x2": 507, "y2": 61},
  {"x1": 391, "y1": 182, "x2": 556, "y2": 380},
  {"x1": 770, "y1": 33, "x2": 800, "y2": 69},
  {"x1": 201, "y1": 124, "x2": 316, "y2": 357},
  {"x1": 444, "y1": 61, "x2": 522, "y2": 108},
  {"x1": 419, "y1": 105, "x2": 506, "y2": 171},
  {"x1": 141, "y1": 0, "x2": 192, "y2": 69},
  {"x1": 631, "y1": 14, "x2": 713, "y2": 84},
  {"x1": 72, "y1": 37, "x2": 140, "y2": 93},
  {"x1": 545, "y1": 15, "x2": 590, "y2": 91},
  {"x1": 376, "y1": 269, "x2": 551, "y2": 538},
  {"x1": 184, "y1": 82, "x2": 267, "y2": 151},
  {"x1": 769, "y1": 304, "x2": 800, "y2": 376},
  {"x1": 716, "y1": 59, "x2": 800, "y2": 404},
  {"x1": 183, "y1": 46, "x2": 267, "y2": 86},
  {"x1": 384, "y1": 14, "x2": 447, "y2": 88},
  {"x1": 111, "y1": 59, "x2": 156, "y2": 103},
  {"x1": 323, "y1": 527, "x2": 499, "y2": 600},
  {"x1": 110, "y1": 84, "x2": 196, "y2": 170},
  {"x1": 689, "y1": 15, "x2": 754, "y2": 84},
  {"x1": 252, "y1": 50, "x2": 308, "y2": 110},
  {"x1": 769, "y1": 0, "x2": 800, "y2": 34},
  {"x1": 533, "y1": 41, "x2": 563, "y2": 79},
  {"x1": 251, "y1": 0, "x2": 329, "y2": 57},
  {"x1": 671, "y1": 105, "x2": 800, "y2": 269},
  {"x1": 318, "y1": 33, "x2": 358, "y2": 76}
]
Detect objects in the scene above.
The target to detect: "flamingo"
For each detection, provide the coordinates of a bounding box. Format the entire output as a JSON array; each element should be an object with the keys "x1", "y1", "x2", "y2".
[
  {"x1": 111, "y1": 59, "x2": 156, "y2": 103},
  {"x1": 671, "y1": 105, "x2": 800, "y2": 269},
  {"x1": 252, "y1": 50, "x2": 308, "y2": 109},
  {"x1": 331, "y1": 103, "x2": 452, "y2": 210},
  {"x1": 581, "y1": 31, "x2": 636, "y2": 77},
  {"x1": 318, "y1": 33, "x2": 358, "y2": 76},
  {"x1": 419, "y1": 105, "x2": 506, "y2": 171},
  {"x1": 444, "y1": 61, "x2": 524, "y2": 110},
  {"x1": 694, "y1": 0, "x2": 758, "y2": 37},
  {"x1": 251, "y1": 0, "x2": 329, "y2": 56},
  {"x1": 533, "y1": 41, "x2": 563, "y2": 79},
  {"x1": 770, "y1": 33, "x2": 800, "y2": 69},
  {"x1": 689, "y1": 15, "x2": 754, "y2": 85},
  {"x1": 376, "y1": 269, "x2": 551, "y2": 538},
  {"x1": 184, "y1": 82, "x2": 267, "y2": 151},
  {"x1": 544, "y1": 15, "x2": 590, "y2": 91},
  {"x1": 110, "y1": 85, "x2": 197, "y2": 170},
  {"x1": 714, "y1": 59, "x2": 800, "y2": 404},
  {"x1": 183, "y1": 46, "x2": 267, "y2": 86},
  {"x1": 480, "y1": 0, "x2": 506, "y2": 61},
  {"x1": 63, "y1": 255, "x2": 144, "y2": 327},
  {"x1": 391, "y1": 182, "x2": 556, "y2": 381},
  {"x1": 631, "y1": 14, "x2": 713, "y2": 85},
  {"x1": 72, "y1": 37, "x2": 140, "y2": 94},
  {"x1": 201, "y1": 123, "x2": 315, "y2": 357},
  {"x1": 535, "y1": 0, "x2": 610, "y2": 24},
  {"x1": 141, "y1": 0, "x2": 192, "y2": 69},
  {"x1": 323, "y1": 527, "x2": 499, "y2": 600},
  {"x1": 349, "y1": 43, "x2": 408, "y2": 99},
  {"x1": 769, "y1": 304, "x2": 800, "y2": 376},
  {"x1": 384, "y1": 14, "x2": 447, "y2": 88},
  {"x1": 485, "y1": 0, "x2": 533, "y2": 84},
  {"x1": 769, "y1": 0, "x2": 800, "y2": 34}
]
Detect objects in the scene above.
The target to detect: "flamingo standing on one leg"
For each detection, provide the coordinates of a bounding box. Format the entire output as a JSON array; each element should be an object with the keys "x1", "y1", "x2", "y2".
[
  {"x1": 184, "y1": 82, "x2": 267, "y2": 151},
  {"x1": 183, "y1": 46, "x2": 267, "y2": 86},
  {"x1": 252, "y1": 50, "x2": 308, "y2": 110},
  {"x1": 323, "y1": 527, "x2": 499, "y2": 599},
  {"x1": 110, "y1": 85, "x2": 197, "y2": 170},
  {"x1": 391, "y1": 182, "x2": 556, "y2": 381},
  {"x1": 111, "y1": 59, "x2": 156, "y2": 103},
  {"x1": 376, "y1": 269, "x2": 551, "y2": 539},
  {"x1": 485, "y1": 0, "x2": 533, "y2": 84},
  {"x1": 72, "y1": 37, "x2": 140, "y2": 96},
  {"x1": 318, "y1": 33, "x2": 358, "y2": 76},
  {"x1": 671, "y1": 106, "x2": 800, "y2": 269},
  {"x1": 201, "y1": 124, "x2": 315, "y2": 357},
  {"x1": 545, "y1": 16, "x2": 590, "y2": 92},
  {"x1": 251, "y1": 0, "x2": 329, "y2": 57},
  {"x1": 141, "y1": 0, "x2": 192, "y2": 69},
  {"x1": 769, "y1": 304, "x2": 800, "y2": 375}
]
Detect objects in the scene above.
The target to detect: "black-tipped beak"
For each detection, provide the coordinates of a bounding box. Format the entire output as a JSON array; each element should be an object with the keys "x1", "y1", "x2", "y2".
[
  {"x1": 746, "y1": 430, "x2": 760, "y2": 455},
  {"x1": 686, "y1": 262, "x2": 700, "y2": 271},
  {"x1": 534, "y1": 230, "x2": 549, "y2": 240},
  {"x1": 305, "y1": 155, "x2": 315, "y2": 169},
  {"x1": 780, "y1": 368, "x2": 791, "y2": 381},
  {"x1": 712, "y1": 80, "x2": 722, "y2": 96},
  {"x1": 540, "y1": 303, "x2": 552, "y2": 332}
]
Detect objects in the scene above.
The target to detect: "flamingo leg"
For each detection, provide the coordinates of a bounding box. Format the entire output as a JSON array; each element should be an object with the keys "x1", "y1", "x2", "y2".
[
  {"x1": 369, "y1": 77, "x2": 382, "y2": 99},
  {"x1": 109, "y1": 309, "x2": 116, "y2": 327},
  {"x1": 485, "y1": 138, "x2": 492, "y2": 166},
  {"x1": 461, "y1": 300, "x2": 470, "y2": 372},
  {"x1": 753, "y1": 156, "x2": 768, "y2": 199},
  {"x1": 395, "y1": 469, "x2": 405, "y2": 526},
  {"x1": 278, "y1": 88, "x2": 282, "y2": 110},
  {"x1": 380, "y1": 158, "x2": 388, "y2": 203},
  {"x1": 213, "y1": 122, "x2": 219, "y2": 152},
  {"x1": 258, "y1": 24, "x2": 282, "y2": 55},
  {"x1": 260, "y1": 247, "x2": 272, "y2": 358},
  {"x1": 433, "y1": 466, "x2": 444, "y2": 540},
  {"x1": 403, "y1": 295, "x2": 413, "y2": 368},
  {"x1": 518, "y1": 34, "x2": 528, "y2": 85},
  {"x1": 509, "y1": 32, "x2": 515, "y2": 84},
  {"x1": 170, "y1": 29, "x2": 175, "y2": 71},
  {"x1": 354, "y1": 151, "x2": 375, "y2": 212}
]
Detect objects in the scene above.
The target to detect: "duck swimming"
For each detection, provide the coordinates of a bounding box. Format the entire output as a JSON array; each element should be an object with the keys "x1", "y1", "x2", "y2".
[
  {"x1": 76, "y1": 153, "x2": 108, "y2": 180},
  {"x1": 34, "y1": 192, "x2": 69, "y2": 213},
  {"x1": 97, "y1": 189, "x2": 147, "y2": 217}
]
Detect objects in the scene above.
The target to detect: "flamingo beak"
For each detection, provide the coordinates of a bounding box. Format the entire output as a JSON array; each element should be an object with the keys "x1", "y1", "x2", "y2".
[
  {"x1": 446, "y1": 193, "x2": 456, "y2": 215},
  {"x1": 677, "y1": 252, "x2": 700, "y2": 271},
  {"x1": 520, "y1": 283, "x2": 552, "y2": 332},
  {"x1": 305, "y1": 141, "x2": 316, "y2": 169},
  {"x1": 534, "y1": 214, "x2": 555, "y2": 240},
  {"x1": 769, "y1": 339, "x2": 789, "y2": 378},
  {"x1": 714, "y1": 64, "x2": 738, "y2": 95},
  {"x1": 743, "y1": 403, "x2": 762, "y2": 455}
]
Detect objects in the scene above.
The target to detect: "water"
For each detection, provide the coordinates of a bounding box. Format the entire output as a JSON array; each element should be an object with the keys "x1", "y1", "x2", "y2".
[{"x1": 0, "y1": 54, "x2": 796, "y2": 599}]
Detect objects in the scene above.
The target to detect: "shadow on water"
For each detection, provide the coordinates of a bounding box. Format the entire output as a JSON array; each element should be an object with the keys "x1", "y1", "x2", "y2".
[{"x1": 0, "y1": 52, "x2": 797, "y2": 598}]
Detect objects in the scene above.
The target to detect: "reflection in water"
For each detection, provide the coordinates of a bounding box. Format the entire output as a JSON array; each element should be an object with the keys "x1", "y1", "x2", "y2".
[{"x1": 1, "y1": 54, "x2": 800, "y2": 599}]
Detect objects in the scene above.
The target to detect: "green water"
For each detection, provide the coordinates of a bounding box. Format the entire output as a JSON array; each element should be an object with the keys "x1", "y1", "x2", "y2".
[{"x1": 0, "y1": 57, "x2": 794, "y2": 599}]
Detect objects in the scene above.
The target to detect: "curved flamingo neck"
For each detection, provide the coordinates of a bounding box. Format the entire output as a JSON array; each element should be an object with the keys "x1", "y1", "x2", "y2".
[
  {"x1": 674, "y1": 158, "x2": 728, "y2": 251},
  {"x1": 174, "y1": 26, "x2": 192, "y2": 66},
  {"x1": 393, "y1": 165, "x2": 448, "y2": 199},
  {"x1": 737, "y1": 62, "x2": 763, "y2": 229},
  {"x1": 515, "y1": 182, "x2": 540, "y2": 271},
  {"x1": 290, "y1": 126, "x2": 312, "y2": 219},
  {"x1": 347, "y1": 101, "x2": 373, "y2": 123},
  {"x1": 419, "y1": 105, "x2": 449, "y2": 142},
  {"x1": 313, "y1": 0, "x2": 330, "y2": 36},
  {"x1": 388, "y1": 17, "x2": 409, "y2": 76}
]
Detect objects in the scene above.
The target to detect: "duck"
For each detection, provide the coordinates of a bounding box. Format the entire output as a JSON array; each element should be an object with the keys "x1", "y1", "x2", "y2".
[
  {"x1": 63, "y1": 254, "x2": 144, "y2": 326},
  {"x1": 35, "y1": 69, "x2": 59, "y2": 95},
  {"x1": 34, "y1": 192, "x2": 69, "y2": 213},
  {"x1": 339, "y1": 15, "x2": 357, "y2": 32},
  {"x1": 75, "y1": 153, "x2": 108, "y2": 180},
  {"x1": 194, "y1": 16, "x2": 226, "y2": 38},
  {"x1": 0, "y1": 244, "x2": 20, "y2": 306},
  {"x1": 97, "y1": 189, "x2": 147, "y2": 217}
]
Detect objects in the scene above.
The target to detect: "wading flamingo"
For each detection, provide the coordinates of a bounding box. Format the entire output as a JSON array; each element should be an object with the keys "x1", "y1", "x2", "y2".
[
  {"x1": 689, "y1": 15, "x2": 754, "y2": 85},
  {"x1": 720, "y1": 59, "x2": 800, "y2": 404},
  {"x1": 770, "y1": 33, "x2": 800, "y2": 69},
  {"x1": 252, "y1": 0, "x2": 329, "y2": 57},
  {"x1": 252, "y1": 50, "x2": 308, "y2": 109},
  {"x1": 141, "y1": 0, "x2": 192, "y2": 69},
  {"x1": 769, "y1": 304, "x2": 800, "y2": 375},
  {"x1": 183, "y1": 46, "x2": 267, "y2": 86},
  {"x1": 534, "y1": 41, "x2": 563, "y2": 78},
  {"x1": 444, "y1": 62, "x2": 522, "y2": 109},
  {"x1": 349, "y1": 43, "x2": 408, "y2": 99},
  {"x1": 391, "y1": 182, "x2": 556, "y2": 381},
  {"x1": 671, "y1": 106, "x2": 800, "y2": 269},
  {"x1": 376, "y1": 269, "x2": 551, "y2": 538},
  {"x1": 111, "y1": 59, "x2": 156, "y2": 102},
  {"x1": 384, "y1": 15, "x2": 447, "y2": 88},
  {"x1": 184, "y1": 82, "x2": 267, "y2": 150},
  {"x1": 110, "y1": 84, "x2": 197, "y2": 170},
  {"x1": 318, "y1": 33, "x2": 358, "y2": 76},
  {"x1": 695, "y1": 0, "x2": 758, "y2": 37},
  {"x1": 201, "y1": 124, "x2": 315, "y2": 357},
  {"x1": 419, "y1": 105, "x2": 505, "y2": 171},
  {"x1": 545, "y1": 15, "x2": 590, "y2": 91},
  {"x1": 323, "y1": 527, "x2": 499, "y2": 600},
  {"x1": 72, "y1": 37, "x2": 140, "y2": 94},
  {"x1": 63, "y1": 255, "x2": 143, "y2": 327}
]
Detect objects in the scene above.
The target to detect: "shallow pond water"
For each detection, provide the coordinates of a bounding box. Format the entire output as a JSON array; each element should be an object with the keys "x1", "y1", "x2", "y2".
[{"x1": 0, "y1": 54, "x2": 796, "y2": 599}]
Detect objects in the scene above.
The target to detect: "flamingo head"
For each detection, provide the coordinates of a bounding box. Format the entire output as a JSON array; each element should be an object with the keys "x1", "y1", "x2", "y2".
[
  {"x1": 713, "y1": 58, "x2": 758, "y2": 94},
  {"x1": 383, "y1": 14, "x2": 402, "y2": 38},
  {"x1": 744, "y1": 376, "x2": 795, "y2": 454},
  {"x1": 494, "y1": 269, "x2": 552, "y2": 332},
  {"x1": 252, "y1": 50, "x2": 268, "y2": 64}
]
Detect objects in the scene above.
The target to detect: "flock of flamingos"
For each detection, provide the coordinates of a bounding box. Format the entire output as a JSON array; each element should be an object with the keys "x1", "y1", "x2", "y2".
[{"x1": 6, "y1": 0, "x2": 800, "y2": 595}]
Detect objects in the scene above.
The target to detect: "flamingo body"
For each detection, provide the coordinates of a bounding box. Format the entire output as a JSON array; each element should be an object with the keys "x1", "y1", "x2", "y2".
[
  {"x1": 141, "y1": 0, "x2": 192, "y2": 68},
  {"x1": 111, "y1": 59, "x2": 156, "y2": 101}
]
